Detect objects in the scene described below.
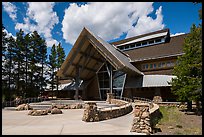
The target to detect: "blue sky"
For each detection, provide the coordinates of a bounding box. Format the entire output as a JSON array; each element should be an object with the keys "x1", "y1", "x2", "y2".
[{"x1": 2, "y1": 2, "x2": 202, "y2": 57}]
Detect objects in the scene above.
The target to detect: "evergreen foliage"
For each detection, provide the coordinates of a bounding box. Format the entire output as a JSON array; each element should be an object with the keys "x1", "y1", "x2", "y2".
[{"x1": 171, "y1": 6, "x2": 202, "y2": 109}]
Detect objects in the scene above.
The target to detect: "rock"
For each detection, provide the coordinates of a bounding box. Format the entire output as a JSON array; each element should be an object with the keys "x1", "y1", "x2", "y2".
[
  {"x1": 15, "y1": 104, "x2": 26, "y2": 111},
  {"x1": 168, "y1": 126, "x2": 174, "y2": 129},
  {"x1": 30, "y1": 110, "x2": 48, "y2": 116},
  {"x1": 47, "y1": 108, "x2": 52, "y2": 113},
  {"x1": 51, "y1": 108, "x2": 62, "y2": 114},
  {"x1": 134, "y1": 109, "x2": 141, "y2": 117},
  {"x1": 28, "y1": 110, "x2": 35, "y2": 115},
  {"x1": 141, "y1": 112, "x2": 149, "y2": 118},
  {"x1": 24, "y1": 104, "x2": 33, "y2": 110},
  {"x1": 142, "y1": 129, "x2": 150, "y2": 134}
]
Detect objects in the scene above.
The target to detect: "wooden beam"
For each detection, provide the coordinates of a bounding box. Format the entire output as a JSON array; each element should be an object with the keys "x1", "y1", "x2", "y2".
[
  {"x1": 71, "y1": 63, "x2": 97, "y2": 72},
  {"x1": 62, "y1": 36, "x2": 87, "y2": 75},
  {"x1": 79, "y1": 51, "x2": 104, "y2": 63},
  {"x1": 69, "y1": 43, "x2": 92, "y2": 78}
]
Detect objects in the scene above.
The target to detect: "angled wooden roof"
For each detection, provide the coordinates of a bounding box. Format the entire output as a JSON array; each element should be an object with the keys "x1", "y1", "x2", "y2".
[{"x1": 57, "y1": 27, "x2": 143, "y2": 80}]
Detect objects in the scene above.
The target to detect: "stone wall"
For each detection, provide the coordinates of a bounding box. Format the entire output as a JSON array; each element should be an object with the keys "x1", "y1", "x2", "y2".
[
  {"x1": 82, "y1": 100, "x2": 133, "y2": 122},
  {"x1": 130, "y1": 102, "x2": 161, "y2": 135}
]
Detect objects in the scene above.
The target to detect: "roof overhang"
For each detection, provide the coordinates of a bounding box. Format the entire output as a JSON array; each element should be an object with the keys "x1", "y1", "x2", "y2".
[{"x1": 57, "y1": 27, "x2": 143, "y2": 80}]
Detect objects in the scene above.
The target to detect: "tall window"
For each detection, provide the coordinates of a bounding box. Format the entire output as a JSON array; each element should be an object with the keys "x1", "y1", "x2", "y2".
[{"x1": 97, "y1": 63, "x2": 126, "y2": 100}]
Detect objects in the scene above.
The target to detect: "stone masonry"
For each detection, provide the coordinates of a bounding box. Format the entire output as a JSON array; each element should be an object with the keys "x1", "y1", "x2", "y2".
[
  {"x1": 130, "y1": 103, "x2": 152, "y2": 135},
  {"x1": 82, "y1": 101, "x2": 99, "y2": 122}
]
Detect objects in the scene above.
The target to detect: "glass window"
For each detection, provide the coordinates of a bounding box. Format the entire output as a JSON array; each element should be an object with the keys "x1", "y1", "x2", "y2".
[
  {"x1": 166, "y1": 61, "x2": 171, "y2": 67},
  {"x1": 125, "y1": 45, "x2": 129, "y2": 49},
  {"x1": 145, "y1": 64, "x2": 148, "y2": 69},
  {"x1": 162, "y1": 62, "x2": 166, "y2": 67},
  {"x1": 142, "y1": 41, "x2": 147, "y2": 46},
  {"x1": 113, "y1": 71, "x2": 125, "y2": 88},
  {"x1": 153, "y1": 64, "x2": 157, "y2": 68},
  {"x1": 119, "y1": 46, "x2": 124, "y2": 50},
  {"x1": 130, "y1": 44, "x2": 135, "y2": 48},
  {"x1": 149, "y1": 40, "x2": 154, "y2": 44},
  {"x1": 136, "y1": 43, "x2": 141, "y2": 47},
  {"x1": 150, "y1": 64, "x2": 153, "y2": 69},
  {"x1": 142, "y1": 64, "x2": 146, "y2": 70},
  {"x1": 158, "y1": 63, "x2": 162, "y2": 68},
  {"x1": 155, "y1": 39, "x2": 161, "y2": 43},
  {"x1": 171, "y1": 61, "x2": 175, "y2": 66}
]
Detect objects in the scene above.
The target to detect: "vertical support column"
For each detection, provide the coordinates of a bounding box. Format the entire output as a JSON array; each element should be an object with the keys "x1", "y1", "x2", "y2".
[
  {"x1": 110, "y1": 65, "x2": 113, "y2": 94},
  {"x1": 74, "y1": 67, "x2": 80, "y2": 100},
  {"x1": 56, "y1": 76, "x2": 59, "y2": 98}
]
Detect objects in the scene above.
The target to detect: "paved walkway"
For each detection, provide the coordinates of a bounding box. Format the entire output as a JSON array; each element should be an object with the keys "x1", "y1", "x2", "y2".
[{"x1": 2, "y1": 108, "x2": 145, "y2": 135}]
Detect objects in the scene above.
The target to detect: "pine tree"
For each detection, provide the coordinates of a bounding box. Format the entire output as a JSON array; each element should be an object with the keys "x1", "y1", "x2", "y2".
[
  {"x1": 2, "y1": 24, "x2": 8, "y2": 98},
  {"x1": 5, "y1": 36, "x2": 17, "y2": 100},
  {"x1": 57, "y1": 42, "x2": 65, "y2": 70},
  {"x1": 56, "y1": 43, "x2": 66, "y2": 94},
  {"x1": 171, "y1": 24, "x2": 202, "y2": 110},
  {"x1": 14, "y1": 29, "x2": 25, "y2": 97},
  {"x1": 48, "y1": 44, "x2": 57, "y2": 94}
]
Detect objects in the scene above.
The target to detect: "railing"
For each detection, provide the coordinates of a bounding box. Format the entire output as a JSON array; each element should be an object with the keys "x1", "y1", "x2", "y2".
[
  {"x1": 97, "y1": 95, "x2": 132, "y2": 111},
  {"x1": 2, "y1": 97, "x2": 50, "y2": 108},
  {"x1": 133, "y1": 97, "x2": 152, "y2": 103},
  {"x1": 112, "y1": 96, "x2": 133, "y2": 103}
]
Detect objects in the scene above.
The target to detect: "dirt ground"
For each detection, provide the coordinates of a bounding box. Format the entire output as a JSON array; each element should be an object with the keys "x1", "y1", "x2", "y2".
[{"x1": 153, "y1": 107, "x2": 202, "y2": 135}]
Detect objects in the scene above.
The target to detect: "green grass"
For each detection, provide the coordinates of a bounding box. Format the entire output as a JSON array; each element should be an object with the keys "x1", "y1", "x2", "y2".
[
  {"x1": 156, "y1": 106, "x2": 202, "y2": 135},
  {"x1": 158, "y1": 106, "x2": 181, "y2": 124}
]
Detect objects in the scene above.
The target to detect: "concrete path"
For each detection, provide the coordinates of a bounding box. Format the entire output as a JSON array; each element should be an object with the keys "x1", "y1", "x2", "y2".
[{"x1": 2, "y1": 108, "x2": 145, "y2": 135}]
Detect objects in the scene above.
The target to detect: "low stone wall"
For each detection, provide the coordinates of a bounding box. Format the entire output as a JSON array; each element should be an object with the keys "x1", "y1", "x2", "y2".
[
  {"x1": 109, "y1": 99, "x2": 127, "y2": 106},
  {"x1": 82, "y1": 100, "x2": 133, "y2": 122},
  {"x1": 51, "y1": 103, "x2": 84, "y2": 109},
  {"x1": 99, "y1": 103, "x2": 132, "y2": 121},
  {"x1": 130, "y1": 102, "x2": 161, "y2": 135}
]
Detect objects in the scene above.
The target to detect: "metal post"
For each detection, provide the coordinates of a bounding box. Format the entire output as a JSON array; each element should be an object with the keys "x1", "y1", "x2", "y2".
[
  {"x1": 74, "y1": 67, "x2": 80, "y2": 100},
  {"x1": 110, "y1": 65, "x2": 113, "y2": 94}
]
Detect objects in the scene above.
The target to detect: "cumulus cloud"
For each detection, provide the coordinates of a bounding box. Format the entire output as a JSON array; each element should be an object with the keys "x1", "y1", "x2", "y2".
[
  {"x1": 15, "y1": 2, "x2": 59, "y2": 47},
  {"x1": 127, "y1": 6, "x2": 165, "y2": 38},
  {"x1": 62, "y1": 2, "x2": 165, "y2": 45},
  {"x1": 2, "y1": 2, "x2": 17, "y2": 21},
  {"x1": 3, "y1": 28, "x2": 16, "y2": 40},
  {"x1": 170, "y1": 32, "x2": 185, "y2": 37}
]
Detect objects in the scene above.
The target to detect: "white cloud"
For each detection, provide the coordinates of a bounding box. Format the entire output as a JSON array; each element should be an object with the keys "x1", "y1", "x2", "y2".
[
  {"x1": 62, "y1": 2, "x2": 165, "y2": 45},
  {"x1": 127, "y1": 6, "x2": 165, "y2": 38},
  {"x1": 15, "y1": 2, "x2": 59, "y2": 47},
  {"x1": 2, "y1": 2, "x2": 17, "y2": 21},
  {"x1": 3, "y1": 28, "x2": 16, "y2": 40},
  {"x1": 170, "y1": 32, "x2": 185, "y2": 37}
]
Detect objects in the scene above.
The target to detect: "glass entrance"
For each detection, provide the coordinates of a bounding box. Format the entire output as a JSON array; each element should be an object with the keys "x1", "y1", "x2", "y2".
[{"x1": 97, "y1": 62, "x2": 126, "y2": 100}]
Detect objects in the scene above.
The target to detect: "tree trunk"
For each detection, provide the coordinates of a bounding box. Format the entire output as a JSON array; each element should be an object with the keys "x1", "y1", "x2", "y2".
[{"x1": 187, "y1": 101, "x2": 192, "y2": 111}]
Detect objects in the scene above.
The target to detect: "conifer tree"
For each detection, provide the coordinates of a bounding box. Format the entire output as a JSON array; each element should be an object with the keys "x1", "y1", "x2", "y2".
[
  {"x1": 48, "y1": 44, "x2": 57, "y2": 93},
  {"x1": 171, "y1": 24, "x2": 202, "y2": 110}
]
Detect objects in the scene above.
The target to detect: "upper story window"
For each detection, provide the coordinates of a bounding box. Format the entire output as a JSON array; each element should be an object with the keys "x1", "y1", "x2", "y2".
[
  {"x1": 150, "y1": 64, "x2": 153, "y2": 69},
  {"x1": 155, "y1": 38, "x2": 161, "y2": 43},
  {"x1": 118, "y1": 37, "x2": 166, "y2": 51},
  {"x1": 153, "y1": 64, "x2": 157, "y2": 68},
  {"x1": 142, "y1": 41, "x2": 148, "y2": 46},
  {"x1": 136, "y1": 43, "x2": 141, "y2": 47},
  {"x1": 142, "y1": 60, "x2": 176, "y2": 71},
  {"x1": 149, "y1": 40, "x2": 154, "y2": 44}
]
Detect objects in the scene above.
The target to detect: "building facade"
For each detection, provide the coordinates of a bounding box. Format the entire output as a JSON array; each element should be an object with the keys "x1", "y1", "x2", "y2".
[{"x1": 57, "y1": 27, "x2": 187, "y2": 102}]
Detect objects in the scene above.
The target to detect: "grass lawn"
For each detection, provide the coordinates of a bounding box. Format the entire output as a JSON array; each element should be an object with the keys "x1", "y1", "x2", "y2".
[{"x1": 153, "y1": 106, "x2": 202, "y2": 135}]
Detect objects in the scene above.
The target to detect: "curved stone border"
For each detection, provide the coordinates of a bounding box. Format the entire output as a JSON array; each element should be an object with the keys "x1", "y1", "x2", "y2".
[
  {"x1": 51, "y1": 103, "x2": 85, "y2": 109},
  {"x1": 82, "y1": 99, "x2": 133, "y2": 122}
]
